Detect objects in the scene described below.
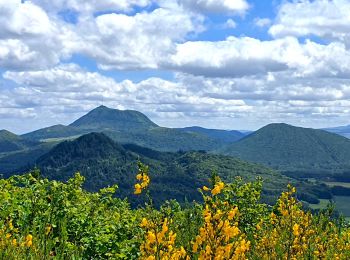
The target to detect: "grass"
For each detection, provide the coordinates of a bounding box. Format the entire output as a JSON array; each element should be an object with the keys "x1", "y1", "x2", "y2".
[
  {"x1": 41, "y1": 135, "x2": 82, "y2": 142},
  {"x1": 323, "y1": 181, "x2": 350, "y2": 188},
  {"x1": 308, "y1": 199, "x2": 331, "y2": 210},
  {"x1": 308, "y1": 196, "x2": 350, "y2": 218}
]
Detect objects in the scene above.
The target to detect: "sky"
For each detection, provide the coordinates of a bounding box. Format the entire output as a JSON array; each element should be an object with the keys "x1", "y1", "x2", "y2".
[{"x1": 1, "y1": 0, "x2": 350, "y2": 134}]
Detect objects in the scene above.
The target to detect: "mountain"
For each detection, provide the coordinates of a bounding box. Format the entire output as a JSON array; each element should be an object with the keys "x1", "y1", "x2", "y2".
[
  {"x1": 323, "y1": 125, "x2": 350, "y2": 139},
  {"x1": 177, "y1": 126, "x2": 245, "y2": 143},
  {"x1": 220, "y1": 123, "x2": 350, "y2": 175},
  {"x1": 0, "y1": 130, "x2": 38, "y2": 153},
  {"x1": 32, "y1": 132, "x2": 331, "y2": 207},
  {"x1": 70, "y1": 105, "x2": 158, "y2": 131},
  {"x1": 21, "y1": 106, "x2": 236, "y2": 152}
]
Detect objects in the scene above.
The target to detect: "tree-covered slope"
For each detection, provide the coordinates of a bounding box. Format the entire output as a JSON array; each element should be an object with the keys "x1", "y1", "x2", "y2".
[
  {"x1": 220, "y1": 123, "x2": 350, "y2": 170},
  {"x1": 33, "y1": 132, "x2": 331, "y2": 206},
  {"x1": 177, "y1": 126, "x2": 245, "y2": 143},
  {"x1": 0, "y1": 130, "x2": 38, "y2": 153}
]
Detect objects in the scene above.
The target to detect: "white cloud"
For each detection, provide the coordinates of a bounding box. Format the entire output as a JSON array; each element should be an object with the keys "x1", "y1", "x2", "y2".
[
  {"x1": 31, "y1": 0, "x2": 152, "y2": 14},
  {"x1": 77, "y1": 9, "x2": 203, "y2": 70},
  {"x1": 269, "y1": 0, "x2": 350, "y2": 44},
  {"x1": 254, "y1": 17, "x2": 271, "y2": 28},
  {"x1": 224, "y1": 18, "x2": 237, "y2": 29},
  {"x1": 0, "y1": 0, "x2": 75, "y2": 70},
  {"x1": 0, "y1": 0, "x2": 205, "y2": 71},
  {"x1": 2, "y1": 64, "x2": 350, "y2": 133},
  {"x1": 178, "y1": 0, "x2": 249, "y2": 15},
  {"x1": 0, "y1": 0, "x2": 51, "y2": 37},
  {"x1": 168, "y1": 36, "x2": 350, "y2": 78}
]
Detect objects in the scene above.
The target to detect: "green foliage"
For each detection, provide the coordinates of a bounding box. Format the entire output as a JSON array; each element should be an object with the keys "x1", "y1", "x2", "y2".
[
  {"x1": 0, "y1": 170, "x2": 142, "y2": 259},
  {"x1": 30, "y1": 132, "x2": 319, "y2": 207},
  {"x1": 1, "y1": 166, "x2": 350, "y2": 259}
]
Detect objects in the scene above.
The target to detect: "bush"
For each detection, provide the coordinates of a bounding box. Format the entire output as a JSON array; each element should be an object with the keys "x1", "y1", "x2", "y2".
[{"x1": 1, "y1": 165, "x2": 350, "y2": 259}]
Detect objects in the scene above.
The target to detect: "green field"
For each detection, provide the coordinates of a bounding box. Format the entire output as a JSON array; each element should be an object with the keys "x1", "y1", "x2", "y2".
[
  {"x1": 309, "y1": 196, "x2": 350, "y2": 218},
  {"x1": 324, "y1": 181, "x2": 350, "y2": 188},
  {"x1": 308, "y1": 199, "x2": 331, "y2": 211}
]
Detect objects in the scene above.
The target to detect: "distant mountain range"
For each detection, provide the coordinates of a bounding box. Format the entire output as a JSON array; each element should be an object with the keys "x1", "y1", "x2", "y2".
[
  {"x1": 323, "y1": 125, "x2": 350, "y2": 139},
  {"x1": 1, "y1": 105, "x2": 350, "y2": 183},
  {"x1": 20, "y1": 105, "x2": 247, "y2": 152},
  {"x1": 0, "y1": 105, "x2": 247, "y2": 174}
]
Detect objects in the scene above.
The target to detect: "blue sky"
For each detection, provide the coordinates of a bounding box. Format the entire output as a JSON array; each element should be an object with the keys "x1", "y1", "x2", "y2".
[{"x1": 1, "y1": 0, "x2": 350, "y2": 134}]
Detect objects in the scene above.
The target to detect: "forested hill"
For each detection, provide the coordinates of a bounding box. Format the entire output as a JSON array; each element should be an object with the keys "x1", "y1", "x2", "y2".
[
  {"x1": 34, "y1": 132, "x2": 330, "y2": 207},
  {"x1": 0, "y1": 130, "x2": 38, "y2": 153},
  {"x1": 220, "y1": 123, "x2": 350, "y2": 171}
]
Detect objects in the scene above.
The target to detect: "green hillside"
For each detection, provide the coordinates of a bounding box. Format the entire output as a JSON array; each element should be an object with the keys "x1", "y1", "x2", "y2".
[
  {"x1": 0, "y1": 142, "x2": 58, "y2": 175},
  {"x1": 0, "y1": 130, "x2": 38, "y2": 153},
  {"x1": 177, "y1": 126, "x2": 245, "y2": 143},
  {"x1": 22, "y1": 124, "x2": 82, "y2": 141},
  {"x1": 220, "y1": 123, "x2": 350, "y2": 174},
  {"x1": 33, "y1": 132, "x2": 331, "y2": 207}
]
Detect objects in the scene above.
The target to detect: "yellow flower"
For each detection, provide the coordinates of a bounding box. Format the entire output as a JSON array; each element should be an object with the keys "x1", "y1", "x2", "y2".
[
  {"x1": 293, "y1": 224, "x2": 300, "y2": 236},
  {"x1": 211, "y1": 182, "x2": 224, "y2": 195},
  {"x1": 45, "y1": 225, "x2": 52, "y2": 235},
  {"x1": 25, "y1": 234, "x2": 33, "y2": 247},
  {"x1": 134, "y1": 183, "x2": 142, "y2": 194},
  {"x1": 141, "y1": 218, "x2": 148, "y2": 227},
  {"x1": 147, "y1": 231, "x2": 156, "y2": 243},
  {"x1": 136, "y1": 173, "x2": 143, "y2": 180},
  {"x1": 228, "y1": 207, "x2": 238, "y2": 220},
  {"x1": 12, "y1": 238, "x2": 17, "y2": 246},
  {"x1": 202, "y1": 186, "x2": 210, "y2": 191}
]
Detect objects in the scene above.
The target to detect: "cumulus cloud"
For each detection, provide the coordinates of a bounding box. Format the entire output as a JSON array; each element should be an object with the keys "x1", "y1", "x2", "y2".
[
  {"x1": 0, "y1": 0, "x2": 205, "y2": 71},
  {"x1": 2, "y1": 64, "x2": 350, "y2": 132},
  {"x1": 1, "y1": 0, "x2": 350, "y2": 132},
  {"x1": 178, "y1": 0, "x2": 249, "y2": 15},
  {"x1": 269, "y1": 0, "x2": 350, "y2": 44},
  {"x1": 168, "y1": 36, "x2": 350, "y2": 78},
  {"x1": 74, "y1": 8, "x2": 203, "y2": 70},
  {"x1": 224, "y1": 19, "x2": 237, "y2": 29},
  {"x1": 254, "y1": 17, "x2": 271, "y2": 28},
  {"x1": 0, "y1": 0, "x2": 75, "y2": 70},
  {"x1": 31, "y1": 0, "x2": 152, "y2": 14}
]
